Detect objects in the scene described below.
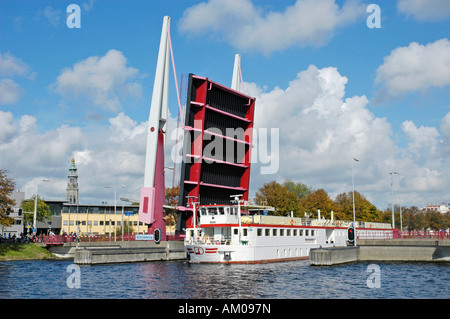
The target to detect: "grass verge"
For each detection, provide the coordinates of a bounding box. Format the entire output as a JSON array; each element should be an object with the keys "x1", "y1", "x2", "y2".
[{"x1": 0, "y1": 243, "x2": 55, "y2": 261}]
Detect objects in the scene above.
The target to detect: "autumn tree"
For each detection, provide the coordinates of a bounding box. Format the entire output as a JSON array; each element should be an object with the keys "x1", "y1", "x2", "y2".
[
  {"x1": 0, "y1": 169, "x2": 16, "y2": 228},
  {"x1": 254, "y1": 181, "x2": 300, "y2": 216},
  {"x1": 165, "y1": 185, "x2": 179, "y2": 207},
  {"x1": 334, "y1": 191, "x2": 379, "y2": 222},
  {"x1": 299, "y1": 189, "x2": 335, "y2": 218},
  {"x1": 165, "y1": 185, "x2": 179, "y2": 227}
]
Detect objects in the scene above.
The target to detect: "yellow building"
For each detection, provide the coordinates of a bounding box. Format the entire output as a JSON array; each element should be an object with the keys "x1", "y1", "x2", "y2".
[{"x1": 60, "y1": 204, "x2": 149, "y2": 236}]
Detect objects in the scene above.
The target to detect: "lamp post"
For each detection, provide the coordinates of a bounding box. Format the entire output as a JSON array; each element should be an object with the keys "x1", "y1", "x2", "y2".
[
  {"x1": 186, "y1": 196, "x2": 199, "y2": 242},
  {"x1": 231, "y1": 194, "x2": 243, "y2": 243},
  {"x1": 352, "y1": 158, "x2": 359, "y2": 247},
  {"x1": 33, "y1": 179, "x2": 50, "y2": 235},
  {"x1": 389, "y1": 171, "x2": 399, "y2": 229},
  {"x1": 104, "y1": 185, "x2": 117, "y2": 241}
]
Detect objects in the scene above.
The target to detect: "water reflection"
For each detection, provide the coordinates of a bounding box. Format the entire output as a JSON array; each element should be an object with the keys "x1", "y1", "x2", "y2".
[{"x1": 0, "y1": 260, "x2": 448, "y2": 299}]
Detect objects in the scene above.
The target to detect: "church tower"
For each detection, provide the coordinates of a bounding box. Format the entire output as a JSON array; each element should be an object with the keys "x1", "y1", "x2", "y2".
[{"x1": 66, "y1": 158, "x2": 79, "y2": 204}]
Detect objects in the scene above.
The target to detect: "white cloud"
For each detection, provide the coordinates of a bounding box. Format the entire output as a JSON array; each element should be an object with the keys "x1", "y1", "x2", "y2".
[
  {"x1": 397, "y1": 0, "x2": 450, "y2": 21},
  {"x1": 402, "y1": 121, "x2": 439, "y2": 153},
  {"x1": 1, "y1": 64, "x2": 449, "y2": 210},
  {"x1": 52, "y1": 49, "x2": 143, "y2": 112},
  {"x1": 0, "y1": 52, "x2": 34, "y2": 105},
  {"x1": 0, "y1": 109, "x2": 180, "y2": 205},
  {"x1": 0, "y1": 52, "x2": 30, "y2": 77},
  {"x1": 0, "y1": 79, "x2": 22, "y2": 105},
  {"x1": 0, "y1": 111, "x2": 17, "y2": 143},
  {"x1": 375, "y1": 39, "x2": 450, "y2": 100},
  {"x1": 246, "y1": 65, "x2": 449, "y2": 209},
  {"x1": 34, "y1": 6, "x2": 61, "y2": 27},
  {"x1": 179, "y1": 0, "x2": 365, "y2": 54}
]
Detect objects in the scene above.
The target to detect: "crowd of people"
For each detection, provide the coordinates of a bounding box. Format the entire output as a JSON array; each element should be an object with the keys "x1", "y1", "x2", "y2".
[{"x1": 1, "y1": 232, "x2": 40, "y2": 244}]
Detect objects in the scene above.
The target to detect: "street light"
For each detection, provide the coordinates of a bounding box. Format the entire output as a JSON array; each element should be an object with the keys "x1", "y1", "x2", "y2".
[
  {"x1": 34, "y1": 179, "x2": 50, "y2": 235},
  {"x1": 231, "y1": 194, "x2": 244, "y2": 243},
  {"x1": 389, "y1": 172, "x2": 399, "y2": 229},
  {"x1": 105, "y1": 185, "x2": 117, "y2": 241},
  {"x1": 352, "y1": 158, "x2": 359, "y2": 247}
]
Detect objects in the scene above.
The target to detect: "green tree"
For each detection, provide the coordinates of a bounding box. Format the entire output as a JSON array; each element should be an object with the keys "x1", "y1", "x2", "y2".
[
  {"x1": 0, "y1": 169, "x2": 16, "y2": 228},
  {"x1": 254, "y1": 181, "x2": 300, "y2": 216},
  {"x1": 20, "y1": 195, "x2": 52, "y2": 225},
  {"x1": 117, "y1": 222, "x2": 134, "y2": 235},
  {"x1": 299, "y1": 189, "x2": 335, "y2": 218},
  {"x1": 282, "y1": 180, "x2": 312, "y2": 201}
]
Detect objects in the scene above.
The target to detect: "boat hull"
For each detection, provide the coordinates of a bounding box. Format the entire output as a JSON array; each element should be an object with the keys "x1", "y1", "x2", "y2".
[{"x1": 185, "y1": 242, "x2": 339, "y2": 264}]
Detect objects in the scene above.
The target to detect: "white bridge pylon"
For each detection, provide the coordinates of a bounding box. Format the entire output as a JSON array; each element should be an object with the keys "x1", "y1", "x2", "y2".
[{"x1": 138, "y1": 16, "x2": 171, "y2": 232}]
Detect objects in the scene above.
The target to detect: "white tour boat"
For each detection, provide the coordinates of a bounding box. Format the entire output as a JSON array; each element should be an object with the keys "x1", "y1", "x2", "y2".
[{"x1": 184, "y1": 201, "x2": 393, "y2": 264}]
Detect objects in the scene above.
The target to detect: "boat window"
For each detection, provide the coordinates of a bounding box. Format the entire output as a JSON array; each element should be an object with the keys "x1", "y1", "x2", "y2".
[
  {"x1": 311, "y1": 230, "x2": 315, "y2": 236},
  {"x1": 257, "y1": 228, "x2": 262, "y2": 236},
  {"x1": 272, "y1": 229, "x2": 277, "y2": 236},
  {"x1": 218, "y1": 207, "x2": 225, "y2": 215},
  {"x1": 234, "y1": 228, "x2": 238, "y2": 235},
  {"x1": 189, "y1": 230, "x2": 194, "y2": 237},
  {"x1": 305, "y1": 229, "x2": 310, "y2": 236},
  {"x1": 243, "y1": 228, "x2": 248, "y2": 237},
  {"x1": 208, "y1": 207, "x2": 218, "y2": 215},
  {"x1": 299, "y1": 229, "x2": 303, "y2": 236},
  {"x1": 293, "y1": 229, "x2": 297, "y2": 236},
  {"x1": 280, "y1": 229, "x2": 284, "y2": 236},
  {"x1": 200, "y1": 208, "x2": 207, "y2": 216},
  {"x1": 287, "y1": 229, "x2": 291, "y2": 236},
  {"x1": 265, "y1": 229, "x2": 270, "y2": 236}
]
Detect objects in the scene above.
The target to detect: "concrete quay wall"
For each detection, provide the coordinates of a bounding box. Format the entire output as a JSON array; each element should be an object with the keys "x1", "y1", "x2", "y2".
[
  {"x1": 310, "y1": 247, "x2": 359, "y2": 266},
  {"x1": 67, "y1": 241, "x2": 186, "y2": 265},
  {"x1": 310, "y1": 239, "x2": 450, "y2": 266}
]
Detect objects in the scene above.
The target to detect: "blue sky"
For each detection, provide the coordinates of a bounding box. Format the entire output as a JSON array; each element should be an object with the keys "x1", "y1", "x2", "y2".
[{"x1": 1, "y1": 0, "x2": 450, "y2": 211}]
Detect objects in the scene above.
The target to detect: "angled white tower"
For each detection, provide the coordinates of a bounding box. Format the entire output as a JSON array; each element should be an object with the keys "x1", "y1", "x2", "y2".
[
  {"x1": 231, "y1": 53, "x2": 243, "y2": 93},
  {"x1": 139, "y1": 16, "x2": 170, "y2": 241}
]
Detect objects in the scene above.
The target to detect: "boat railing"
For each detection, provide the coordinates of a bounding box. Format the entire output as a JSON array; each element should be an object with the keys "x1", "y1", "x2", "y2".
[
  {"x1": 186, "y1": 235, "x2": 232, "y2": 246},
  {"x1": 241, "y1": 215, "x2": 391, "y2": 229}
]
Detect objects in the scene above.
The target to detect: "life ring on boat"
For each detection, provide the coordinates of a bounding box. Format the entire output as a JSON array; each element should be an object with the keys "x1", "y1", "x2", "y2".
[
  {"x1": 206, "y1": 237, "x2": 212, "y2": 245},
  {"x1": 290, "y1": 219, "x2": 294, "y2": 225},
  {"x1": 215, "y1": 240, "x2": 221, "y2": 245}
]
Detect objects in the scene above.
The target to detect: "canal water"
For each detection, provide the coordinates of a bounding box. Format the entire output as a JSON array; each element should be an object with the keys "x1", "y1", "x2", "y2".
[{"x1": 0, "y1": 259, "x2": 448, "y2": 299}]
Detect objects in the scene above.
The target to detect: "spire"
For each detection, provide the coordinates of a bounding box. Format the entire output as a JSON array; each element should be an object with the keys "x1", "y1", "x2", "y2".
[{"x1": 66, "y1": 157, "x2": 79, "y2": 204}]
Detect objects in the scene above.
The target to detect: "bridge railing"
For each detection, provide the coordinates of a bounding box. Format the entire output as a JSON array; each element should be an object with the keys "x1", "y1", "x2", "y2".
[{"x1": 43, "y1": 233, "x2": 185, "y2": 244}]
